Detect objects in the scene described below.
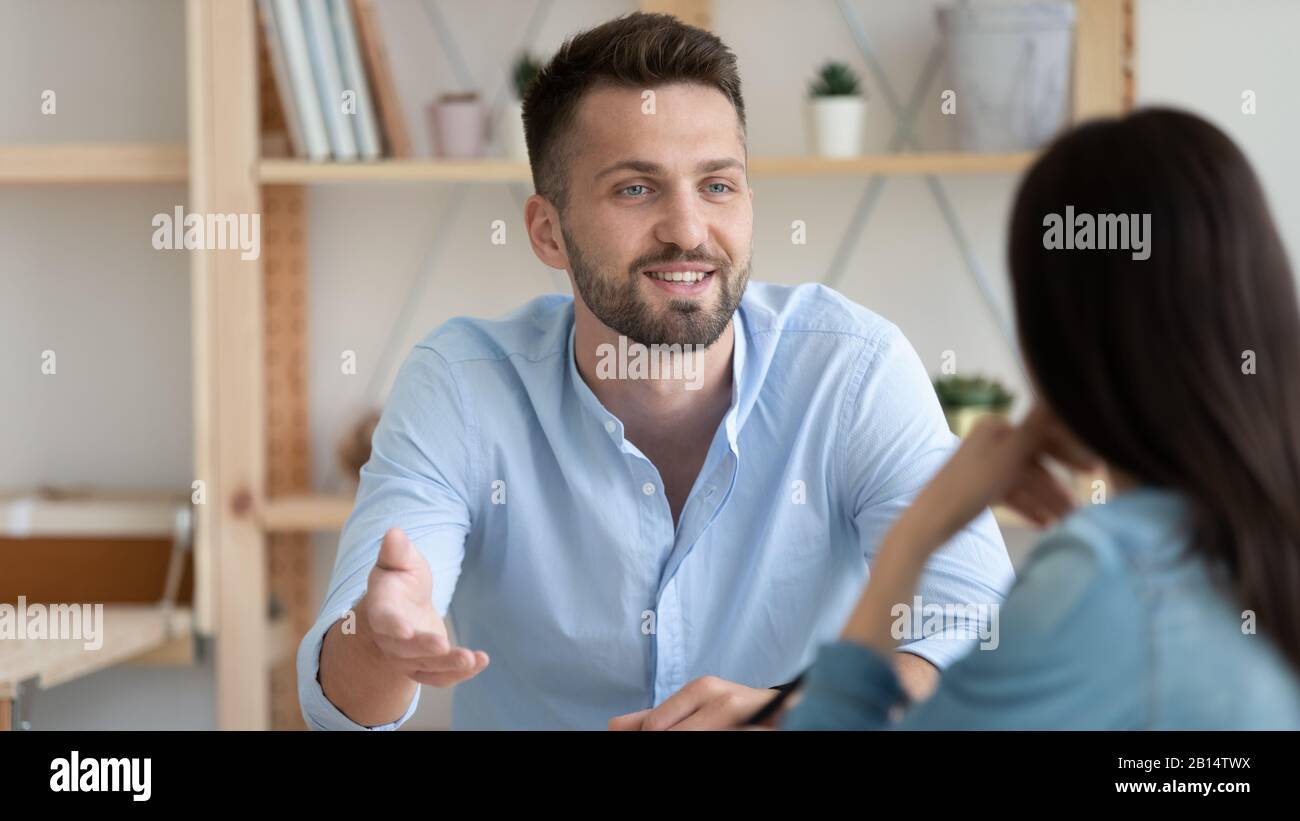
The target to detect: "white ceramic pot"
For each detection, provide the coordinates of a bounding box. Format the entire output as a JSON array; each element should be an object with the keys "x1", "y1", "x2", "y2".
[
  {"x1": 428, "y1": 96, "x2": 486, "y2": 159},
  {"x1": 807, "y1": 96, "x2": 867, "y2": 158},
  {"x1": 937, "y1": 0, "x2": 1075, "y2": 151}
]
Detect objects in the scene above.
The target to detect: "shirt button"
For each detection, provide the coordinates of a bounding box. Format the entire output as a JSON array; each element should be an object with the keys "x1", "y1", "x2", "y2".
[
  {"x1": 642, "y1": 482, "x2": 655, "y2": 496},
  {"x1": 605, "y1": 420, "x2": 616, "y2": 434},
  {"x1": 704, "y1": 485, "x2": 716, "y2": 497}
]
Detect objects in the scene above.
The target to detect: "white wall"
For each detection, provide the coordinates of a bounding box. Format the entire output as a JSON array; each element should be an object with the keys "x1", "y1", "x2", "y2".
[
  {"x1": 4, "y1": 0, "x2": 1297, "y2": 730},
  {"x1": 1136, "y1": 0, "x2": 1300, "y2": 245}
]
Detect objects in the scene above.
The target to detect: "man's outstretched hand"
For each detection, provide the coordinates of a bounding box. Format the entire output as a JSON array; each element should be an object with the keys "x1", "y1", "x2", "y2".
[
  {"x1": 358, "y1": 527, "x2": 489, "y2": 687},
  {"x1": 318, "y1": 527, "x2": 487, "y2": 727}
]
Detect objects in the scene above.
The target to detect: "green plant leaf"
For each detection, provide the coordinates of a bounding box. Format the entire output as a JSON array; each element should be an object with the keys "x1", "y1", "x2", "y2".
[{"x1": 809, "y1": 61, "x2": 862, "y2": 97}]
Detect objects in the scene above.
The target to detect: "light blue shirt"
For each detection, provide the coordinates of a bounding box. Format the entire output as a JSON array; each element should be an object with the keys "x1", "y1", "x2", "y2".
[
  {"x1": 297, "y1": 282, "x2": 1014, "y2": 730},
  {"x1": 783, "y1": 487, "x2": 1300, "y2": 730}
]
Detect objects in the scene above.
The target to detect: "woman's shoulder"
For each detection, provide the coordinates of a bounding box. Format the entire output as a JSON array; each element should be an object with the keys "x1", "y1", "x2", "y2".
[
  {"x1": 1022, "y1": 486, "x2": 1300, "y2": 728},
  {"x1": 1013, "y1": 486, "x2": 1194, "y2": 604}
]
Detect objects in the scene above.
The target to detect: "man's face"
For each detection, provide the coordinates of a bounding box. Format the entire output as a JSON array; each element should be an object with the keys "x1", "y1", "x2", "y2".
[{"x1": 558, "y1": 82, "x2": 753, "y2": 348}]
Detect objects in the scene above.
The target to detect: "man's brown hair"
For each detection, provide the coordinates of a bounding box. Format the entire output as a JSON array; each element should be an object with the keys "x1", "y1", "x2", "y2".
[{"x1": 522, "y1": 12, "x2": 746, "y2": 212}]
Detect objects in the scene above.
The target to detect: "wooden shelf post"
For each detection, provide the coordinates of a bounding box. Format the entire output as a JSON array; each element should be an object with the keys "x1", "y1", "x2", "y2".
[
  {"x1": 1073, "y1": 0, "x2": 1133, "y2": 120},
  {"x1": 187, "y1": 0, "x2": 269, "y2": 731}
]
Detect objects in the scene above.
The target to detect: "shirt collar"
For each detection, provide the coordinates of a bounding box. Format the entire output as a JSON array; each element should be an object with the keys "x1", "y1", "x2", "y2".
[{"x1": 566, "y1": 304, "x2": 749, "y2": 454}]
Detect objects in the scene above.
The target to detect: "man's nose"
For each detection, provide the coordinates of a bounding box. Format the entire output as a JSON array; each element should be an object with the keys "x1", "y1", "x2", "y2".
[{"x1": 653, "y1": 188, "x2": 708, "y2": 252}]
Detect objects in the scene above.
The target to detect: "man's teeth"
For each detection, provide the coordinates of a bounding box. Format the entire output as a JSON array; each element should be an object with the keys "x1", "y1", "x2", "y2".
[{"x1": 647, "y1": 270, "x2": 711, "y2": 283}]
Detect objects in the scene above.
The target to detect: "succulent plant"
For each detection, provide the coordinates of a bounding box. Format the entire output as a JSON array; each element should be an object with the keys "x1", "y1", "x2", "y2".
[
  {"x1": 933, "y1": 375, "x2": 1014, "y2": 410},
  {"x1": 512, "y1": 52, "x2": 544, "y2": 100},
  {"x1": 809, "y1": 61, "x2": 863, "y2": 97}
]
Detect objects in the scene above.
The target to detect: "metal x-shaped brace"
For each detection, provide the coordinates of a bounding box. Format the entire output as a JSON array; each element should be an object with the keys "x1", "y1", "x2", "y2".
[
  {"x1": 356, "y1": 0, "x2": 560, "y2": 420},
  {"x1": 824, "y1": 0, "x2": 1021, "y2": 362}
]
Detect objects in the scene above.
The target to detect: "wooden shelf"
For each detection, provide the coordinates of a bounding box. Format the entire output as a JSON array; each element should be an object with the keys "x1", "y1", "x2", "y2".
[
  {"x1": 0, "y1": 146, "x2": 1035, "y2": 185},
  {"x1": 0, "y1": 143, "x2": 187, "y2": 185},
  {"x1": 750, "y1": 152, "x2": 1037, "y2": 177},
  {"x1": 263, "y1": 494, "x2": 353, "y2": 532},
  {"x1": 0, "y1": 492, "x2": 191, "y2": 539},
  {"x1": 0, "y1": 605, "x2": 192, "y2": 699},
  {"x1": 259, "y1": 151, "x2": 1037, "y2": 185},
  {"x1": 260, "y1": 157, "x2": 531, "y2": 184},
  {"x1": 0, "y1": 146, "x2": 1032, "y2": 186}
]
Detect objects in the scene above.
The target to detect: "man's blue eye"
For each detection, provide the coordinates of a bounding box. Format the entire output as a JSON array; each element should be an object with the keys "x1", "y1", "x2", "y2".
[
  {"x1": 707, "y1": 183, "x2": 731, "y2": 194},
  {"x1": 622, "y1": 185, "x2": 648, "y2": 196}
]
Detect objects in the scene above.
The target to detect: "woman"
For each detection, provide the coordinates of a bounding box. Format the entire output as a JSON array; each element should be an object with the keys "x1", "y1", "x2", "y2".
[{"x1": 782, "y1": 108, "x2": 1300, "y2": 729}]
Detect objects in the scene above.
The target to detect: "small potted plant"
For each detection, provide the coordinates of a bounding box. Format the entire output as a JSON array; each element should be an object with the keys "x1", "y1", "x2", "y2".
[
  {"x1": 428, "y1": 91, "x2": 486, "y2": 159},
  {"x1": 807, "y1": 61, "x2": 866, "y2": 158},
  {"x1": 934, "y1": 375, "x2": 1014, "y2": 438},
  {"x1": 503, "y1": 53, "x2": 543, "y2": 162}
]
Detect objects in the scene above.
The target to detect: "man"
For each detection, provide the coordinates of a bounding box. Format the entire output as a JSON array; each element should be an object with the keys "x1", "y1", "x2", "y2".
[{"x1": 297, "y1": 12, "x2": 1013, "y2": 730}]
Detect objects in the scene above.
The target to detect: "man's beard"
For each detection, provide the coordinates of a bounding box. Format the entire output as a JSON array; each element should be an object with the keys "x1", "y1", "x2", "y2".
[{"x1": 563, "y1": 224, "x2": 750, "y2": 348}]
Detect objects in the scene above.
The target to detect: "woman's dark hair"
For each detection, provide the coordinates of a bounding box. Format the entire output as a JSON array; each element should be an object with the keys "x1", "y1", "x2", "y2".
[{"x1": 1009, "y1": 108, "x2": 1300, "y2": 671}]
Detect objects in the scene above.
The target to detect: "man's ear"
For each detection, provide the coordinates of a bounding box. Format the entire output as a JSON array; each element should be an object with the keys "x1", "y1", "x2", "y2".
[{"x1": 525, "y1": 194, "x2": 569, "y2": 271}]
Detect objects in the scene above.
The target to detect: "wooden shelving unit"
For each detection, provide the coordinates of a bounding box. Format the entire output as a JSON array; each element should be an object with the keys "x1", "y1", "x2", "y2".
[
  {"x1": 0, "y1": 0, "x2": 1133, "y2": 729},
  {"x1": 0, "y1": 143, "x2": 187, "y2": 185}
]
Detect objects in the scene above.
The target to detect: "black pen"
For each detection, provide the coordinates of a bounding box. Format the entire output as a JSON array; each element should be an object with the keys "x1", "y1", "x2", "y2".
[{"x1": 741, "y1": 673, "x2": 804, "y2": 727}]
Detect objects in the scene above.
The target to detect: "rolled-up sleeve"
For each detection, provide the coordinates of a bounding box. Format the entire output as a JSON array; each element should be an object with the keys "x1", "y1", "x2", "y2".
[
  {"x1": 296, "y1": 595, "x2": 421, "y2": 731},
  {"x1": 297, "y1": 344, "x2": 475, "y2": 731},
  {"x1": 839, "y1": 324, "x2": 1015, "y2": 670}
]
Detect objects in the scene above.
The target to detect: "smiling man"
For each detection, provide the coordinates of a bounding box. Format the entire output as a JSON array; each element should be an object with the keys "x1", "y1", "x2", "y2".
[{"x1": 298, "y1": 12, "x2": 1014, "y2": 730}]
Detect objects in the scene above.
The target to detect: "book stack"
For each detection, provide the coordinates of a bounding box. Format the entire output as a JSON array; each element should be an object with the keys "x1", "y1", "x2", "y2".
[{"x1": 258, "y1": 0, "x2": 412, "y2": 161}]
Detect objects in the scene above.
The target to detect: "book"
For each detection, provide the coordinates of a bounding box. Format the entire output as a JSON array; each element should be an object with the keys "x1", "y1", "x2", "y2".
[
  {"x1": 328, "y1": 0, "x2": 382, "y2": 161},
  {"x1": 257, "y1": 0, "x2": 307, "y2": 158},
  {"x1": 270, "y1": 0, "x2": 330, "y2": 161},
  {"x1": 300, "y1": 0, "x2": 359, "y2": 161},
  {"x1": 351, "y1": 0, "x2": 412, "y2": 158}
]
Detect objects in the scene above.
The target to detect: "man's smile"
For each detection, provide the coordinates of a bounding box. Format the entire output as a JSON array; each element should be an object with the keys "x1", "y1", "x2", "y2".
[{"x1": 641, "y1": 261, "x2": 718, "y2": 297}]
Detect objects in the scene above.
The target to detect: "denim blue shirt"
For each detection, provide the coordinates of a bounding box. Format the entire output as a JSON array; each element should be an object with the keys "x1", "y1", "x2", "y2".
[
  {"x1": 783, "y1": 487, "x2": 1300, "y2": 730},
  {"x1": 297, "y1": 282, "x2": 1014, "y2": 730}
]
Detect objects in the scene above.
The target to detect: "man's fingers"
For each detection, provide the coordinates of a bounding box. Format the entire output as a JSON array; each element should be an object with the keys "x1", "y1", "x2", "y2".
[
  {"x1": 639, "y1": 679, "x2": 715, "y2": 731},
  {"x1": 608, "y1": 709, "x2": 651, "y2": 731},
  {"x1": 411, "y1": 671, "x2": 471, "y2": 688},
  {"x1": 669, "y1": 700, "x2": 740, "y2": 730},
  {"x1": 409, "y1": 652, "x2": 489, "y2": 688},
  {"x1": 388, "y1": 646, "x2": 484, "y2": 675},
  {"x1": 373, "y1": 631, "x2": 458, "y2": 664}
]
